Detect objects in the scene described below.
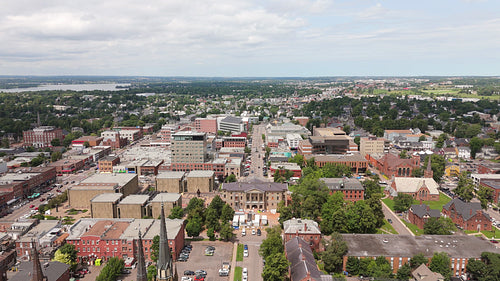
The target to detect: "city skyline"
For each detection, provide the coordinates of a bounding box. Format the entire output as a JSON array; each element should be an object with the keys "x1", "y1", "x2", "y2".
[{"x1": 0, "y1": 0, "x2": 499, "y2": 77}]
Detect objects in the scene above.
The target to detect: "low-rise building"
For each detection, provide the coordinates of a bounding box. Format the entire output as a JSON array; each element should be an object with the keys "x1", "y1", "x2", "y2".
[
  {"x1": 442, "y1": 199, "x2": 492, "y2": 231},
  {"x1": 408, "y1": 204, "x2": 441, "y2": 229},
  {"x1": 479, "y1": 180, "x2": 500, "y2": 204},
  {"x1": 156, "y1": 171, "x2": 187, "y2": 193},
  {"x1": 283, "y1": 219, "x2": 322, "y2": 252},
  {"x1": 186, "y1": 170, "x2": 215, "y2": 193},
  {"x1": 98, "y1": 155, "x2": 121, "y2": 173},
  {"x1": 320, "y1": 178, "x2": 364, "y2": 202},
  {"x1": 117, "y1": 195, "x2": 151, "y2": 219},
  {"x1": 305, "y1": 153, "x2": 368, "y2": 175},
  {"x1": 90, "y1": 193, "x2": 123, "y2": 218},
  {"x1": 150, "y1": 193, "x2": 182, "y2": 219},
  {"x1": 269, "y1": 162, "x2": 302, "y2": 179},
  {"x1": 285, "y1": 237, "x2": 330, "y2": 281},
  {"x1": 16, "y1": 220, "x2": 61, "y2": 261},
  {"x1": 391, "y1": 177, "x2": 440, "y2": 201},
  {"x1": 9, "y1": 261, "x2": 70, "y2": 281},
  {"x1": 221, "y1": 181, "x2": 288, "y2": 211}
]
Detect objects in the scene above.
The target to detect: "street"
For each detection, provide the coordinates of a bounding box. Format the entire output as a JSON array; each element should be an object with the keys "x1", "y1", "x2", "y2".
[{"x1": 381, "y1": 201, "x2": 414, "y2": 236}]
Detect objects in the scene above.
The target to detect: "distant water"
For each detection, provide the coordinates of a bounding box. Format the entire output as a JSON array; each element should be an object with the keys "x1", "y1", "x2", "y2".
[{"x1": 0, "y1": 83, "x2": 130, "y2": 93}]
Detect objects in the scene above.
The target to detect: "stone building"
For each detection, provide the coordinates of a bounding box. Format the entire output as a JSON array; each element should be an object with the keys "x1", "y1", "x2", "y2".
[
  {"x1": 221, "y1": 181, "x2": 288, "y2": 211},
  {"x1": 118, "y1": 195, "x2": 151, "y2": 219},
  {"x1": 90, "y1": 193, "x2": 123, "y2": 218},
  {"x1": 150, "y1": 193, "x2": 182, "y2": 219},
  {"x1": 156, "y1": 172, "x2": 186, "y2": 193},
  {"x1": 186, "y1": 170, "x2": 215, "y2": 193}
]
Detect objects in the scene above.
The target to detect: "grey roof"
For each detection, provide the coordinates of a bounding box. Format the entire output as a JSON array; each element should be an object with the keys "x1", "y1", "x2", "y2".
[
  {"x1": 443, "y1": 198, "x2": 489, "y2": 221},
  {"x1": 285, "y1": 237, "x2": 322, "y2": 281},
  {"x1": 10, "y1": 261, "x2": 70, "y2": 281},
  {"x1": 283, "y1": 218, "x2": 321, "y2": 235},
  {"x1": 343, "y1": 234, "x2": 500, "y2": 259},
  {"x1": 482, "y1": 180, "x2": 500, "y2": 190},
  {"x1": 81, "y1": 173, "x2": 137, "y2": 186},
  {"x1": 156, "y1": 171, "x2": 186, "y2": 179},
  {"x1": 151, "y1": 193, "x2": 182, "y2": 203},
  {"x1": 222, "y1": 182, "x2": 288, "y2": 192},
  {"x1": 91, "y1": 193, "x2": 123, "y2": 203},
  {"x1": 187, "y1": 170, "x2": 214, "y2": 178},
  {"x1": 120, "y1": 219, "x2": 155, "y2": 240},
  {"x1": 412, "y1": 264, "x2": 444, "y2": 281},
  {"x1": 221, "y1": 116, "x2": 243, "y2": 124},
  {"x1": 119, "y1": 194, "x2": 150, "y2": 205},
  {"x1": 320, "y1": 178, "x2": 364, "y2": 191},
  {"x1": 100, "y1": 155, "x2": 119, "y2": 162},
  {"x1": 142, "y1": 218, "x2": 184, "y2": 240},
  {"x1": 305, "y1": 153, "x2": 368, "y2": 163},
  {"x1": 410, "y1": 204, "x2": 441, "y2": 219},
  {"x1": 19, "y1": 221, "x2": 60, "y2": 242}
]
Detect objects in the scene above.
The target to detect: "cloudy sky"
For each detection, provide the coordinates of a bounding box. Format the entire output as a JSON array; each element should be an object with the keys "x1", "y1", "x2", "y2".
[{"x1": 0, "y1": 0, "x2": 498, "y2": 76}]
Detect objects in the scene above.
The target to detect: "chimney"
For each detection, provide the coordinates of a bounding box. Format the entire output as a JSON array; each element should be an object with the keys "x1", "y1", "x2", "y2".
[{"x1": 304, "y1": 223, "x2": 307, "y2": 232}]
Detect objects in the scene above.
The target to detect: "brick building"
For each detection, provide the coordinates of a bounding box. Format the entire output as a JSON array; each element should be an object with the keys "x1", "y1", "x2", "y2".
[
  {"x1": 98, "y1": 155, "x2": 121, "y2": 173},
  {"x1": 194, "y1": 118, "x2": 217, "y2": 134},
  {"x1": 23, "y1": 126, "x2": 63, "y2": 148},
  {"x1": 367, "y1": 153, "x2": 420, "y2": 178},
  {"x1": 283, "y1": 219, "x2": 322, "y2": 252},
  {"x1": 221, "y1": 181, "x2": 288, "y2": 211},
  {"x1": 479, "y1": 180, "x2": 500, "y2": 204},
  {"x1": 442, "y1": 199, "x2": 492, "y2": 231},
  {"x1": 320, "y1": 177, "x2": 364, "y2": 202},
  {"x1": 408, "y1": 204, "x2": 441, "y2": 229},
  {"x1": 305, "y1": 153, "x2": 368, "y2": 175},
  {"x1": 269, "y1": 163, "x2": 302, "y2": 179},
  {"x1": 101, "y1": 131, "x2": 128, "y2": 149},
  {"x1": 222, "y1": 136, "x2": 246, "y2": 148}
]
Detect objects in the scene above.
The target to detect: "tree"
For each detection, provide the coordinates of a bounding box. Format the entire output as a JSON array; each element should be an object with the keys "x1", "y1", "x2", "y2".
[
  {"x1": 261, "y1": 252, "x2": 290, "y2": 281},
  {"x1": 477, "y1": 186, "x2": 494, "y2": 209},
  {"x1": 429, "y1": 252, "x2": 451, "y2": 281},
  {"x1": 424, "y1": 217, "x2": 456, "y2": 235},
  {"x1": 322, "y1": 233, "x2": 348, "y2": 273},
  {"x1": 470, "y1": 137, "x2": 483, "y2": 159},
  {"x1": 399, "y1": 150, "x2": 410, "y2": 159},
  {"x1": 219, "y1": 222, "x2": 235, "y2": 241},
  {"x1": 225, "y1": 174, "x2": 237, "y2": 183},
  {"x1": 185, "y1": 215, "x2": 203, "y2": 237},
  {"x1": 53, "y1": 244, "x2": 78, "y2": 270},
  {"x1": 410, "y1": 253, "x2": 428, "y2": 269},
  {"x1": 466, "y1": 252, "x2": 500, "y2": 281},
  {"x1": 51, "y1": 151, "x2": 62, "y2": 162},
  {"x1": 147, "y1": 265, "x2": 157, "y2": 281},
  {"x1": 419, "y1": 135, "x2": 427, "y2": 142},
  {"x1": 207, "y1": 226, "x2": 216, "y2": 241},
  {"x1": 346, "y1": 256, "x2": 360, "y2": 276},
  {"x1": 396, "y1": 263, "x2": 412, "y2": 280},
  {"x1": 425, "y1": 154, "x2": 446, "y2": 183},
  {"x1": 220, "y1": 204, "x2": 235, "y2": 223},
  {"x1": 363, "y1": 179, "x2": 381, "y2": 200},
  {"x1": 412, "y1": 167, "x2": 424, "y2": 177},
  {"x1": 185, "y1": 197, "x2": 205, "y2": 214},
  {"x1": 96, "y1": 257, "x2": 124, "y2": 281},
  {"x1": 455, "y1": 172, "x2": 475, "y2": 202},
  {"x1": 394, "y1": 193, "x2": 414, "y2": 213},
  {"x1": 354, "y1": 136, "x2": 360, "y2": 146},
  {"x1": 260, "y1": 226, "x2": 284, "y2": 258},
  {"x1": 205, "y1": 208, "x2": 221, "y2": 232},
  {"x1": 288, "y1": 154, "x2": 305, "y2": 168},
  {"x1": 51, "y1": 138, "x2": 60, "y2": 146},
  {"x1": 150, "y1": 235, "x2": 160, "y2": 263},
  {"x1": 168, "y1": 206, "x2": 184, "y2": 219},
  {"x1": 208, "y1": 195, "x2": 224, "y2": 216}
]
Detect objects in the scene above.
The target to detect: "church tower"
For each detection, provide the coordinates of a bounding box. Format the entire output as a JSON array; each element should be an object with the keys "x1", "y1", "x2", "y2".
[
  {"x1": 31, "y1": 241, "x2": 47, "y2": 281},
  {"x1": 424, "y1": 155, "x2": 433, "y2": 179},
  {"x1": 136, "y1": 229, "x2": 148, "y2": 281},
  {"x1": 157, "y1": 203, "x2": 176, "y2": 281}
]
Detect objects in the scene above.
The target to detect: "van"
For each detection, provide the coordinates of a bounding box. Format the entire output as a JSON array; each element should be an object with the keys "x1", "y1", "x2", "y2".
[{"x1": 242, "y1": 228, "x2": 246, "y2": 236}]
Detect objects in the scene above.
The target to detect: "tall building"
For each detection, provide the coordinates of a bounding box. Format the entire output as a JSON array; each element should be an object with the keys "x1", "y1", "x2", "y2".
[
  {"x1": 219, "y1": 116, "x2": 245, "y2": 133},
  {"x1": 23, "y1": 126, "x2": 63, "y2": 148},
  {"x1": 171, "y1": 132, "x2": 207, "y2": 164},
  {"x1": 157, "y1": 204, "x2": 176, "y2": 281},
  {"x1": 359, "y1": 136, "x2": 390, "y2": 157}
]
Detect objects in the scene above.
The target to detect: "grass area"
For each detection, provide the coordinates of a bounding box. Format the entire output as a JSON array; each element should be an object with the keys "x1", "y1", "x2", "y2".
[
  {"x1": 465, "y1": 227, "x2": 500, "y2": 239},
  {"x1": 383, "y1": 192, "x2": 451, "y2": 213},
  {"x1": 236, "y1": 244, "x2": 244, "y2": 261},
  {"x1": 421, "y1": 89, "x2": 461, "y2": 95},
  {"x1": 402, "y1": 220, "x2": 423, "y2": 236},
  {"x1": 234, "y1": 266, "x2": 242, "y2": 281},
  {"x1": 377, "y1": 220, "x2": 398, "y2": 234}
]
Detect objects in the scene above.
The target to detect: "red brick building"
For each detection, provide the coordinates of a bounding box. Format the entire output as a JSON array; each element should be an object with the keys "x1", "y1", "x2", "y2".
[
  {"x1": 222, "y1": 136, "x2": 246, "y2": 148},
  {"x1": 477, "y1": 162, "x2": 500, "y2": 174},
  {"x1": 305, "y1": 153, "x2": 368, "y2": 175},
  {"x1": 408, "y1": 204, "x2": 441, "y2": 229},
  {"x1": 2, "y1": 167, "x2": 56, "y2": 199},
  {"x1": 270, "y1": 163, "x2": 302, "y2": 179},
  {"x1": 98, "y1": 156, "x2": 121, "y2": 173},
  {"x1": 479, "y1": 180, "x2": 500, "y2": 204},
  {"x1": 367, "y1": 153, "x2": 420, "y2": 178},
  {"x1": 320, "y1": 178, "x2": 365, "y2": 202},
  {"x1": 442, "y1": 199, "x2": 492, "y2": 231},
  {"x1": 283, "y1": 219, "x2": 322, "y2": 252},
  {"x1": 194, "y1": 118, "x2": 217, "y2": 134},
  {"x1": 48, "y1": 159, "x2": 85, "y2": 174},
  {"x1": 23, "y1": 126, "x2": 63, "y2": 148}
]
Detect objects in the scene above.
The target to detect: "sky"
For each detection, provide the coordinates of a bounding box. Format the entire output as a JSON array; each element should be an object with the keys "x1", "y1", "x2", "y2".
[{"x1": 0, "y1": 0, "x2": 499, "y2": 77}]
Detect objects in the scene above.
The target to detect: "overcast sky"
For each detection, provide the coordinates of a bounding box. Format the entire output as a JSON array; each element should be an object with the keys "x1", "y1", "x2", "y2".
[{"x1": 0, "y1": 0, "x2": 498, "y2": 77}]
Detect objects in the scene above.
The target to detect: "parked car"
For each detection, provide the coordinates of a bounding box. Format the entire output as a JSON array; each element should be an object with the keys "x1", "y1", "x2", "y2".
[
  {"x1": 243, "y1": 249, "x2": 248, "y2": 257},
  {"x1": 122, "y1": 270, "x2": 131, "y2": 274},
  {"x1": 29, "y1": 205, "x2": 35, "y2": 208},
  {"x1": 257, "y1": 229, "x2": 261, "y2": 236},
  {"x1": 184, "y1": 270, "x2": 195, "y2": 276},
  {"x1": 181, "y1": 277, "x2": 193, "y2": 281},
  {"x1": 244, "y1": 244, "x2": 248, "y2": 250},
  {"x1": 178, "y1": 257, "x2": 188, "y2": 262}
]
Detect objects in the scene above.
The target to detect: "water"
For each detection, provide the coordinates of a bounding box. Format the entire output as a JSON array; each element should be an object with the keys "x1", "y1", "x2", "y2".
[{"x1": 0, "y1": 83, "x2": 130, "y2": 93}]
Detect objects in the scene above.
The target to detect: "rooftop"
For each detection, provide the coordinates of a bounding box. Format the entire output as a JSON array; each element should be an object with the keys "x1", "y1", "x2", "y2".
[
  {"x1": 101, "y1": 221, "x2": 131, "y2": 239},
  {"x1": 222, "y1": 182, "x2": 288, "y2": 192},
  {"x1": 120, "y1": 219, "x2": 155, "y2": 240},
  {"x1": 19, "y1": 220, "x2": 60, "y2": 242},
  {"x1": 119, "y1": 194, "x2": 150, "y2": 205},
  {"x1": 305, "y1": 153, "x2": 367, "y2": 163},
  {"x1": 143, "y1": 218, "x2": 184, "y2": 240},
  {"x1": 91, "y1": 193, "x2": 123, "y2": 203},
  {"x1": 320, "y1": 178, "x2": 364, "y2": 191},
  {"x1": 187, "y1": 170, "x2": 214, "y2": 178},
  {"x1": 394, "y1": 177, "x2": 439, "y2": 195},
  {"x1": 67, "y1": 218, "x2": 133, "y2": 240},
  {"x1": 283, "y1": 218, "x2": 321, "y2": 235},
  {"x1": 151, "y1": 193, "x2": 182, "y2": 203},
  {"x1": 156, "y1": 171, "x2": 186, "y2": 179},
  {"x1": 81, "y1": 173, "x2": 137, "y2": 186},
  {"x1": 10, "y1": 261, "x2": 70, "y2": 281},
  {"x1": 342, "y1": 234, "x2": 500, "y2": 258}
]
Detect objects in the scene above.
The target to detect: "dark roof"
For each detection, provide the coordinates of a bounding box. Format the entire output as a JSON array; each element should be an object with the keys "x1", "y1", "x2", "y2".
[
  {"x1": 443, "y1": 199, "x2": 489, "y2": 221},
  {"x1": 222, "y1": 182, "x2": 288, "y2": 192},
  {"x1": 285, "y1": 237, "x2": 322, "y2": 281},
  {"x1": 482, "y1": 180, "x2": 500, "y2": 190},
  {"x1": 221, "y1": 116, "x2": 243, "y2": 124},
  {"x1": 320, "y1": 178, "x2": 364, "y2": 191},
  {"x1": 410, "y1": 204, "x2": 440, "y2": 219},
  {"x1": 10, "y1": 261, "x2": 70, "y2": 281}
]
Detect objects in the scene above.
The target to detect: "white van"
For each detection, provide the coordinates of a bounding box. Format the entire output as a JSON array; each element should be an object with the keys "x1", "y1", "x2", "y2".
[{"x1": 242, "y1": 228, "x2": 246, "y2": 236}]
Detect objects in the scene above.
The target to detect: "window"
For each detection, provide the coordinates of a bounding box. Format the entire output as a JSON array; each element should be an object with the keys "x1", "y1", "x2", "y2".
[{"x1": 92, "y1": 240, "x2": 94, "y2": 245}]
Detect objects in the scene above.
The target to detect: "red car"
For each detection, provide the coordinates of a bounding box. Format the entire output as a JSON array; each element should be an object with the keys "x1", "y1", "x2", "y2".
[{"x1": 29, "y1": 205, "x2": 35, "y2": 208}]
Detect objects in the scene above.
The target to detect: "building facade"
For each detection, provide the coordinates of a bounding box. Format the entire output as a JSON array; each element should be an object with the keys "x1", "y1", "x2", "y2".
[
  {"x1": 194, "y1": 118, "x2": 217, "y2": 134},
  {"x1": 283, "y1": 219, "x2": 322, "y2": 252},
  {"x1": 23, "y1": 126, "x2": 64, "y2": 148},
  {"x1": 442, "y1": 199, "x2": 492, "y2": 231},
  {"x1": 320, "y1": 178, "x2": 365, "y2": 202},
  {"x1": 359, "y1": 136, "x2": 390, "y2": 157},
  {"x1": 171, "y1": 132, "x2": 207, "y2": 164},
  {"x1": 221, "y1": 181, "x2": 288, "y2": 211}
]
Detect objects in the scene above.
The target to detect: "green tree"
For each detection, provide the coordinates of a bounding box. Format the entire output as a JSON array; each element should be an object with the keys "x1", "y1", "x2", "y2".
[
  {"x1": 207, "y1": 226, "x2": 216, "y2": 241},
  {"x1": 455, "y1": 172, "x2": 475, "y2": 202},
  {"x1": 363, "y1": 179, "x2": 382, "y2": 200},
  {"x1": 410, "y1": 253, "x2": 428, "y2": 269},
  {"x1": 354, "y1": 136, "x2": 360, "y2": 146},
  {"x1": 205, "y1": 208, "x2": 221, "y2": 231},
  {"x1": 426, "y1": 154, "x2": 446, "y2": 183},
  {"x1": 185, "y1": 215, "x2": 203, "y2": 237},
  {"x1": 147, "y1": 265, "x2": 157, "y2": 281},
  {"x1": 412, "y1": 167, "x2": 424, "y2": 177},
  {"x1": 424, "y1": 217, "x2": 456, "y2": 235},
  {"x1": 219, "y1": 222, "x2": 235, "y2": 241},
  {"x1": 51, "y1": 151, "x2": 62, "y2": 162},
  {"x1": 225, "y1": 174, "x2": 237, "y2": 183},
  {"x1": 429, "y1": 252, "x2": 452, "y2": 281},
  {"x1": 51, "y1": 138, "x2": 61, "y2": 146},
  {"x1": 52, "y1": 244, "x2": 78, "y2": 270},
  {"x1": 220, "y1": 204, "x2": 235, "y2": 223},
  {"x1": 261, "y1": 252, "x2": 290, "y2": 281},
  {"x1": 208, "y1": 195, "x2": 225, "y2": 216},
  {"x1": 477, "y1": 186, "x2": 493, "y2": 209},
  {"x1": 185, "y1": 197, "x2": 205, "y2": 214},
  {"x1": 168, "y1": 206, "x2": 184, "y2": 219},
  {"x1": 96, "y1": 257, "x2": 124, "y2": 281},
  {"x1": 466, "y1": 252, "x2": 500, "y2": 281},
  {"x1": 399, "y1": 150, "x2": 410, "y2": 159},
  {"x1": 394, "y1": 193, "x2": 414, "y2": 213},
  {"x1": 345, "y1": 256, "x2": 360, "y2": 276},
  {"x1": 470, "y1": 137, "x2": 483, "y2": 159},
  {"x1": 150, "y1": 235, "x2": 160, "y2": 263},
  {"x1": 259, "y1": 226, "x2": 284, "y2": 258},
  {"x1": 396, "y1": 263, "x2": 412, "y2": 280},
  {"x1": 288, "y1": 154, "x2": 305, "y2": 168},
  {"x1": 322, "y1": 233, "x2": 348, "y2": 273}
]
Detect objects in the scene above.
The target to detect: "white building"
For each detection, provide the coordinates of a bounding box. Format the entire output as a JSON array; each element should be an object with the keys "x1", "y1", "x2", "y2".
[{"x1": 286, "y1": 134, "x2": 302, "y2": 149}]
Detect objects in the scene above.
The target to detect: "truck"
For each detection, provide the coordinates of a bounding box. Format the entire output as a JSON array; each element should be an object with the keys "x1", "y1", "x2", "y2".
[
  {"x1": 261, "y1": 215, "x2": 268, "y2": 226},
  {"x1": 253, "y1": 214, "x2": 260, "y2": 227},
  {"x1": 239, "y1": 214, "x2": 246, "y2": 226},
  {"x1": 218, "y1": 262, "x2": 231, "y2": 276},
  {"x1": 232, "y1": 215, "x2": 239, "y2": 227}
]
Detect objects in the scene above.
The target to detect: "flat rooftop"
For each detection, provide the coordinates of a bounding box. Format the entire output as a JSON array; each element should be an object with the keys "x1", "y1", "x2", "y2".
[
  {"x1": 81, "y1": 173, "x2": 137, "y2": 186},
  {"x1": 119, "y1": 194, "x2": 150, "y2": 205},
  {"x1": 19, "y1": 220, "x2": 60, "y2": 242},
  {"x1": 343, "y1": 234, "x2": 500, "y2": 259},
  {"x1": 151, "y1": 193, "x2": 182, "y2": 203},
  {"x1": 67, "y1": 218, "x2": 133, "y2": 240},
  {"x1": 143, "y1": 218, "x2": 184, "y2": 240},
  {"x1": 187, "y1": 170, "x2": 214, "y2": 178},
  {"x1": 71, "y1": 182, "x2": 118, "y2": 190},
  {"x1": 306, "y1": 153, "x2": 367, "y2": 163},
  {"x1": 91, "y1": 193, "x2": 123, "y2": 203},
  {"x1": 120, "y1": 219, "x2": 155, "y2": 240},
  {"x1": 156, "y1": 171, "x2": 186, "y2": 179}
]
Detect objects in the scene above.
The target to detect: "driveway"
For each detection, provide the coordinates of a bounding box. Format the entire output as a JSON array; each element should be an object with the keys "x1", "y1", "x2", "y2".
[{"x1": 381, "y1": 201, "x2": 414, "y2": 236}]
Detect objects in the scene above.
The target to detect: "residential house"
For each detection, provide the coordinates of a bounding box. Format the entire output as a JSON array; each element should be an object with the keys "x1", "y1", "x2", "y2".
[
  {"x1": 408, "y1": 204, "x2": 441, "y2": 229},
  {"x1": 442, "y1": 199, "x2": 492, "y2": 231}
]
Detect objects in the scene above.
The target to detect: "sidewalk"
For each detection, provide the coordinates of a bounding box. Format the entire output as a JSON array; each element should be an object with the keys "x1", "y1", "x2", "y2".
[{"x1": 229, "y1": 241, "x2": 238, "y2": 281}]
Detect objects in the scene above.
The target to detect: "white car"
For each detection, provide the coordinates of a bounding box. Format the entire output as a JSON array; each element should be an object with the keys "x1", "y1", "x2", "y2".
[
  {"x1": 243, "y1": 268, "x2": 248, "y2": 277},
  {"x1": 243, "y1": 249, "x2": 248, "y2": 257},
  {"x1": 181, "y1": 277, "x2": 192, "y2": 281}
]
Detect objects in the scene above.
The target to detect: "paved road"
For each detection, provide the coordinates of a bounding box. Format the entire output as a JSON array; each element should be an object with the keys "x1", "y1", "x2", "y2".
[
  {"x1": 236, "y1": 226, "x2": 266, "y2": 281},
  {"x1": 246, "y1": 124, "x2": 270, "y2": 182},
  {"x1": 381, "y1": 201, "x2": 414, "y2": 236}
]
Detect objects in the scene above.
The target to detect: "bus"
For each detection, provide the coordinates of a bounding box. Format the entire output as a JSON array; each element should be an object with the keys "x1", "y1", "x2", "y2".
[{"x1": 28, "y1": 193, "x2": 41, "y2": 199}]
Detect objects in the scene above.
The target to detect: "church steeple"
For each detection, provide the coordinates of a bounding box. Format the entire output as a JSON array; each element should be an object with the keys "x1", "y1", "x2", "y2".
[
  {"x1": 157, "y1": 203, "x2": 175, "y2": 280},
  {"x1": 31, "y1": 241, "x2": 46, "y2": 281},
  {"x1": 424, "y1": 155, "x2": 433, "y2": 179},
  {"x1": 136, "y1": 229, "x2": 147, "y2": 281}
]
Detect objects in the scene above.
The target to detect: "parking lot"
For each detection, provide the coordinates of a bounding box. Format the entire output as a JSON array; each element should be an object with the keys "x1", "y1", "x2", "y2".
[{"x1": 176, "y1": 240, "x2": 234, "y2": 281}]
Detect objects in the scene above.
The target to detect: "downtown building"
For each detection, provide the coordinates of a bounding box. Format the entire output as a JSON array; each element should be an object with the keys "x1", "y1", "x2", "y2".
[{"x1": 23, "y1": 126, "x2": 63, "y2": 148}]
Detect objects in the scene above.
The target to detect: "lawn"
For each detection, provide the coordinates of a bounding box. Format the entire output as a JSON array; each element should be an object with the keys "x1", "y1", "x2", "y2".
[
  {"x1": 402, "y1": 220, "x2": 423, "y2": 236},
  {"x1": 377, "y1": 220, "x2": 398, "y2": 234},
  {"x1": 481, "y1": 227, "x2": 500, "y2": 239},
  {"x1": 234, "y1": 266, "x2": 242, "y2": 281},
  {"x1": 236, "y1": 244, "x2": 244, "y2": 261},
  {"x1": 383, "y1": 192, "x2": 451, "y2": 213}
]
